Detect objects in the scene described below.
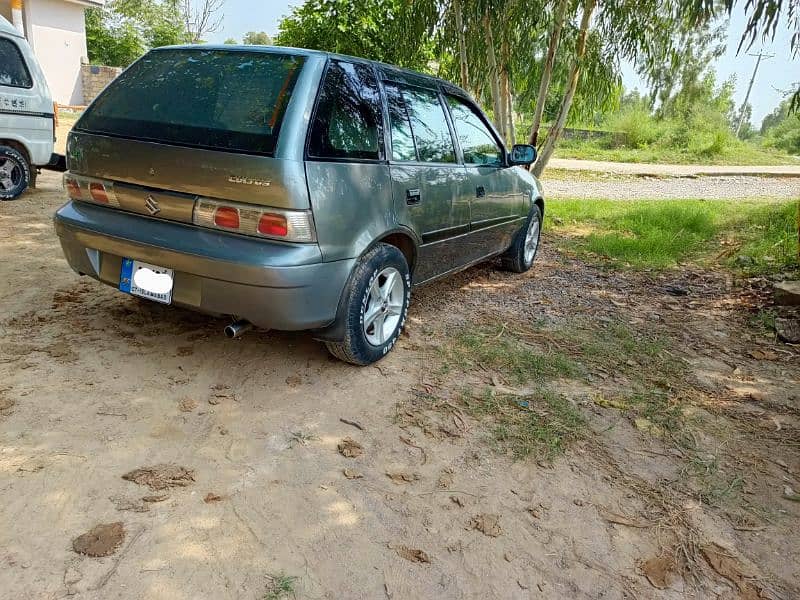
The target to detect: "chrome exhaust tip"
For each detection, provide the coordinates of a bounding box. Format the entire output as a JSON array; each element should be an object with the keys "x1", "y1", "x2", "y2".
[{"x1": 224, "y1": 319, "x2": 253, "y2": 339}]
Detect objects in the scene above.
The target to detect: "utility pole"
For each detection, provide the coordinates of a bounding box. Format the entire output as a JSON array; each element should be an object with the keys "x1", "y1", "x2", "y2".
[{"x1": 735, "y1": 50, "x2": 774, "y2": 137}]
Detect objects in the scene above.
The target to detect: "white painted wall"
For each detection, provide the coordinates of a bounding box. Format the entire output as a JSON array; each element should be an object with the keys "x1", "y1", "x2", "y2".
[{"x1": 23, "y1": 0, "x2": 92, "y2": 105}]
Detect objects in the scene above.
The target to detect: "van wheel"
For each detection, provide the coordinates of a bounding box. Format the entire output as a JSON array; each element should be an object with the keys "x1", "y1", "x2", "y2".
[
  {"x1": 0, "y1": 146, "x2": 31, "y2": 201},
  {"x1": 325, "y1": 243, "x2": 411, "y2": 365},
  {"x1": 501, "y1": 205, "x2": 542, "y2": 273}
]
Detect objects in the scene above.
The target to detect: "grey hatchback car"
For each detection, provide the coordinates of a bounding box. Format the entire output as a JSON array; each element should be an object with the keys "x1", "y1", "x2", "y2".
[{"x1": 54, "y1": 46, "x2": 544, "y2": 365}]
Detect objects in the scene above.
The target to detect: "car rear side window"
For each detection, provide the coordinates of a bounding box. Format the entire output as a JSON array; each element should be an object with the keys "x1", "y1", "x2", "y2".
[
  {"x1": 0, "y1": 38, "x2": 32, "y2": 89},
  {"x1": 386, "y1": 84, "x2": 455, "y2": 164},
  {"x1": 77, "y1": 49, "x2": 304, "y2": 155},
  {"x1": 308, "y1": 60, "x2": 384, "y2": 161},
  {"x1": 446, "y1": 95, "x2": 503, "y2": 166}
]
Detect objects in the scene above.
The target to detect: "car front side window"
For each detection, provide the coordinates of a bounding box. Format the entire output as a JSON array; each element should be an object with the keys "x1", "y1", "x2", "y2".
[
  {"x1": 386, "y1": 83, "x2": 456, "y2": 164},
  {"x1": 446, "y1": 95, "x2": 503, "y2": 167}
]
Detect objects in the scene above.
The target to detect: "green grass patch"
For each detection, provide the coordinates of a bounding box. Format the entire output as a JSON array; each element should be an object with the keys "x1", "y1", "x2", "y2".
[
  {"x1": 448, "y1": 325, "x2": 580, "y2": 385},
  {"x1": 547, "y1": 198, "x2": 799, "y2": 273},
  {"x1": 553, "y1": 135, "x2": 799, "y2": 166},
  {"x1": 264, "y1": 573, "x2": 297, "y2": 600},
  {"x1": 468, "y1": 389, "x2": 586, "y2": 460}
]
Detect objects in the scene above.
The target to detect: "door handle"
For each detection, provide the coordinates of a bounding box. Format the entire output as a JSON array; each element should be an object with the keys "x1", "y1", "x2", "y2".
[
  {"x1": 406, "y1": 188, "x2": 421, "y2": 205},
  {"x1": 476, "y1": 186, "x2": 486, "y2": 198}
]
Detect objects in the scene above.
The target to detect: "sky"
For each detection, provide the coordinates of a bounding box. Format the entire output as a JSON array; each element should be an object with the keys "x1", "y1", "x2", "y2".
[{"x1": 208, "y1": 0, "x2": 797, "y2": 127}]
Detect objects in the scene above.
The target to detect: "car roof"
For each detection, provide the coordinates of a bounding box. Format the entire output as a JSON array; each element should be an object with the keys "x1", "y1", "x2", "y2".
[
  {"x1": 153, "y1": 44, "x2": 469, "y2": 98},
  {"x1": 0, "y1": 15, "x2": 24, "y2": 39}
]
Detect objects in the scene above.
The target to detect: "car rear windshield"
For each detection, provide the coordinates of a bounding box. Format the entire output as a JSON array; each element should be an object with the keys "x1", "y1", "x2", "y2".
[{"x1": 77, "y1": 49, "x2": 305, "y2": 155}]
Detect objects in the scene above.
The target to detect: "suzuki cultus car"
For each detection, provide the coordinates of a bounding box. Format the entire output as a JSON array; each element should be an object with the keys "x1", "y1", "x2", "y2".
[{"x1": 55, "y1": 46, "x2": 544, "y2": 364}]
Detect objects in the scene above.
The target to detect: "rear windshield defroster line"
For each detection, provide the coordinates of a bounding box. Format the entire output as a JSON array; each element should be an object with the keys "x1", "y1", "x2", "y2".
[{"x1": 76, "y1": 49, "x2": 305, "y2": 156}]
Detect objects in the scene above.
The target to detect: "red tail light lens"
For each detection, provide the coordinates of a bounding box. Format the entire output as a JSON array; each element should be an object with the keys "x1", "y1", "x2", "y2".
[
  {"x1": 213, "y1": 206, "x2": 240, "y2": 229},
  {"x1": 193, "y1": 198, "x2": 316, "y2": 242},
  {"x1": 258, "y1": 213, "x2": 288, "y2": 237},
  {"x1": 89, "y1": 182, "x2": 109, "y2": 204},
  {"x1": 65, "y1": 176, "x2": 82, "y2": 200}
]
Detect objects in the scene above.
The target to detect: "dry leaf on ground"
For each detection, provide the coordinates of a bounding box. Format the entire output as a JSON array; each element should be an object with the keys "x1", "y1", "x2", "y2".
[
  {"x1": 436, "y1": 468, "x2": 454, "y2": 489},
  {"x1": 597, "y1": 507, "x2": 651, "y2": 528},
  {"x1": 72, "y1": 522, "x2": 125, "y2": 557},
  {"x1": 386, "y1": 471, "x2": 420, "y2": 484},
  {"x1": 142, "y1": 494, "x2": 169, "y2": 503},
  {"x1": 343, "y1": 469, "x2": 363, "y2": 479},
  {"x1": 701, "y1": 544, "x2": 756, "y2": 589},
  {"x1": 122, "y1": 465, "x2": 195, "y2": 491},
  {"x1": 338, "y1": 438, "x2": 363, "y2": 458},
  {"x1": 204, "y1": 493, "x2": 224, "y2": 503},
  {"x1": 110, "y1": 495, "x2": 149, "y2": 513},
  {"x1": 468, "y1": 514, "x2": 502, "y2": 537},
  {"x1": 178, "y1": 398, "x2": 197, "y2": 412},
  {"x1": 393, "y1": 545, "x2": 430, "y2": 563},
  {"x1": 640, "y1": 554, "x2": 678, "y2": 589}
]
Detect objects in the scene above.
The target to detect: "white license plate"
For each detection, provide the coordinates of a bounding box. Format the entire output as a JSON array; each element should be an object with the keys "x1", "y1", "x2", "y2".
[{"x1": 119, "y1": 258, "x2": 174, "y2": 304}]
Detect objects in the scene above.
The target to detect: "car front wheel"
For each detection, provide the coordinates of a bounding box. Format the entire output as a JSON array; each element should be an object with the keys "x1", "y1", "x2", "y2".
[
  {"x1": 501, "y1": 205, "x2": 542, "y2": 273},
  {"x1": 325, "y1": 243, "x2": 411, "y2": 365},
  {"x1": 0, "y1": 145, "x2": 31, "y2": 201}
]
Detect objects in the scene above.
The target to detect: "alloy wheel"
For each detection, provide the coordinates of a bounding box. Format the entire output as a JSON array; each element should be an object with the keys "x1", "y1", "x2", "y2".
[{"x1": 363, "y1": 267, "x2": 404, "y2": 346}]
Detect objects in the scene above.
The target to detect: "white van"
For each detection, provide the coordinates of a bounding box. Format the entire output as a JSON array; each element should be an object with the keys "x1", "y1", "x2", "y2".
[{"x1": 0, "y1": 15, "x2": 62, "y2": 200}]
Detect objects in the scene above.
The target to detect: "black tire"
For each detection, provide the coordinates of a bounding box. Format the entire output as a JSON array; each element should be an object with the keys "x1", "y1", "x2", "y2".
[
  {"x1": 325, "y1": 243, "x2": 411, "y2": 365},
  {"x1": 0, "y1": 145, "x2": 31, "y2": 201},
  {"x1": 501, "y1": 205, "x2": 542, "y2": 273}
]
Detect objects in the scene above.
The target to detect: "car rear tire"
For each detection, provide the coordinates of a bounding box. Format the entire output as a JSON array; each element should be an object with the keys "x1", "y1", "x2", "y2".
[
  {"x1": 501, "y1": 205, "x2": 542, "y2": 273},
  {"x1": 0, "y1": 145, "x2": 31, "y2": 201},
  {"x1": 325, "y1": 243, "x2": 411, "y2": 365}
]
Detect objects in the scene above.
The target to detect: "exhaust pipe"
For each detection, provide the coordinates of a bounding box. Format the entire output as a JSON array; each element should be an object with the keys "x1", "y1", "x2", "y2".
[{"x1": 224, "y1": 319, "x2": 253, "y2": 339}]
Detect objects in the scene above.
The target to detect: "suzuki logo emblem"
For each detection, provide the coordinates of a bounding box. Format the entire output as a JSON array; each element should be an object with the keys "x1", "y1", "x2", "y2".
[{"x1": 144, "y1": 195, "x2": 161, "y2": 216}]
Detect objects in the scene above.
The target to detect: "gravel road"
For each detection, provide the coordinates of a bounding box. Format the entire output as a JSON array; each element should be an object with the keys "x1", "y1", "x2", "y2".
[{"x1": 542, "y1": 174, "x2": 799, "y2": 199}]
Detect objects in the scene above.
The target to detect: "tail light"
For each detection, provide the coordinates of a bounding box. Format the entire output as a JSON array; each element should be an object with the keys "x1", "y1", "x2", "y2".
[
  {"x1": 193, "y1": 198, "x2": 315, "y2": 243},
  {"x1": 53, "y1": 102, "x2": 59, "y2": 142},
  {"x1": 64, "y1": 174, "x2": 82, "y2": 200},
  {"x1": 64, "y1": 173, "x2": 118, "y2": 207}
]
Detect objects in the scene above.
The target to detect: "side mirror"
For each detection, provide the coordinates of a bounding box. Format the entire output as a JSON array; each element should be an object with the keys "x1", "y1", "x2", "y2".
[{"x1": 508, "y1": 144, "x2": 537, "y2": 166}]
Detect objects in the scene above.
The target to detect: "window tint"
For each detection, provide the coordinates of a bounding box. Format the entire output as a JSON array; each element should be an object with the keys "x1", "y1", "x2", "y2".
[
  {"x1": 446, "y1": 95, "x2": 503, "y2": 166},
  {"x1": 308, "y1": 60, "x2": 383, "y2": 161},
  {"x1": 397, "y1": 86, "x2": 456, "y2": 163},
  {"x1": 385, "y1": 85, "x2": 416, "y2": 161},
  {"x1": 0, "y1": 38, "x2": 32, "y2": 89},
  {"x1": 78, "y1": 50, "x2": 304, "y2": 155}
]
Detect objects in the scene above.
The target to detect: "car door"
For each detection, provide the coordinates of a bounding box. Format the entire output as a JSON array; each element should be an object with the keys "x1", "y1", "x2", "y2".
[
  {"x1": 383, "y1": 81, "x2": 470, "y2": 283},
  {"x1": 445, "y1": 94, "x2": 526, "y2": 257}
]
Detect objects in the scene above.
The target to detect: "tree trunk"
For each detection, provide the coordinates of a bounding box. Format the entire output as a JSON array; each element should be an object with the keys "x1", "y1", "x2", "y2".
[
  {"x1": 507, "y1": 84, "x2": 517, "y2": 145},
  {"x1": 528, "y1": 0, "x2": 569, "y2": 149},
  {"x1": 533, "y1": 0, "x2": 596, "y2": 177},
  {"x1": 483, "y1": 11, "x2": 505, "y2": 139},
  {"x1": 499, "y1": 67, "x2": 510, "y2": 145},
  {"x1": 454, "y1": 0, "x2": 469, "y2": 91}
]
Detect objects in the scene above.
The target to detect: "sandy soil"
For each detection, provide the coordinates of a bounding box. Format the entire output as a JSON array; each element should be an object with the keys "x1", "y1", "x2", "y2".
[{"x1": 1, "y1": 172, "x2": 798, "y2": 599}]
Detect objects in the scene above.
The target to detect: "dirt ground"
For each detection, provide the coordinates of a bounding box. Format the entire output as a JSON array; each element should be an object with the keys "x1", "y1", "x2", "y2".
[{"x1": 1, "y1": 171, "x2": 799, "y2": 599}]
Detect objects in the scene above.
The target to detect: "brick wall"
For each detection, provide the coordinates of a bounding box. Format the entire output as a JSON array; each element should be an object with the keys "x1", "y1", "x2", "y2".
[{"x1": 81, "y1": 64, "x2": 123, "y2": 106}]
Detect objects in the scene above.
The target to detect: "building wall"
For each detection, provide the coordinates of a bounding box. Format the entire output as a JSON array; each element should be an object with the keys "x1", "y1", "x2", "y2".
[
  {"x1": 81, "y1": 64, "x2": 120, "y2": 104},
  {"x1": 23, "y1": 0, "x2": 89, "y2": 105}
]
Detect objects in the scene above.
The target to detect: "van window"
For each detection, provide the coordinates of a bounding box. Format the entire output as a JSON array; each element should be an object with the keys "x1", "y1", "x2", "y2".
[
  {"x1": 0, "y1": 38, "x2": 32, "y2": 89},
  {"x1": 388, "y1": 84, "x2": 455, "y2": 164},
  {"x1": 77, "y1": 49, "x2": 304, "y2": 155},
  {"x1": 446, "y1": 95, "x2": 503, "y2": 166},
  {"x1": 308, "y1": 60, "x2": 383, "y2": 161}
]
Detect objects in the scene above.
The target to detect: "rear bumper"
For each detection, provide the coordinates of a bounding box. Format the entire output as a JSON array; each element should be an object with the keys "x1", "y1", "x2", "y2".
[{"x1": 53, "y1": 201, "x2": 354, "y2": 331}]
